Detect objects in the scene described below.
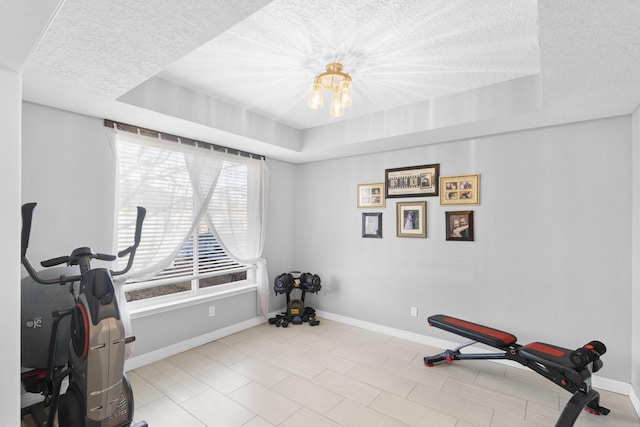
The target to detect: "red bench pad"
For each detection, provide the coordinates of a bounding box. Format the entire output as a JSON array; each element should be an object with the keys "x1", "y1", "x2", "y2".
[
  {"x1": 428, "y1": 314, "x2": 517, "y2": 349},
  {"x1": 519, "y1": 342, "x2": 574, "y2": 368}
]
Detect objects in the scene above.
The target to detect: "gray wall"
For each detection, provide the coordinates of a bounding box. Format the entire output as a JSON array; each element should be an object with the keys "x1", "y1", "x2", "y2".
[
  {"x1": 295, "y1": 117, "x2": 633, "y2": 383},
  {"x1": 22, "y1": 103, "x2": 115, "y2": 261},
  {"x1": 21, "y1": 102, "x2": 635, "y2": 386},
  {"x1": 633, "y1": 106, "x2": 640, "y2": 396}
]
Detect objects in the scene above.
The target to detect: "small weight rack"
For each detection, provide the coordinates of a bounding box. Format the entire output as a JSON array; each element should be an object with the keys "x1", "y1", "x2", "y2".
[{"x1": 269, "y1": 271, "x2": 321, "y2": 327}]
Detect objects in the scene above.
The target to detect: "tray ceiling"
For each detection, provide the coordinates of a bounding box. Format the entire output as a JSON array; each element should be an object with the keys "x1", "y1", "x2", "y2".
[{"x1": 20, "y1": 0, "x2": 640, "y2": 162}]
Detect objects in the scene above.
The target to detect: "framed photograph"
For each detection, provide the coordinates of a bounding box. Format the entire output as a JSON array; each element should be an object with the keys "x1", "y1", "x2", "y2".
[
  {"x1": 357, "y1": 183, "x2": 385, "y2": 208},
  {"x1": 445, "y1": 211, "x2": 474, "y2": 241},
  {"x1": 362, "y1": 212, "x2": 382, "y2": 238},
  {"x1": 396, "y1": 201, "x2": 427, "y2": 238},
  {"x1": 440, "y1": 174, "x2": 480, "y2": 205},
  {"x1": 385, "y1": 164, "x2": 440, "y2": 198}
]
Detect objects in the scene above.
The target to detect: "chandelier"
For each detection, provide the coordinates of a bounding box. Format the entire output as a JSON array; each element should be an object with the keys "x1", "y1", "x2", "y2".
[{"x1": 307, "y1": 63, "x2": 353, "y2": 117}]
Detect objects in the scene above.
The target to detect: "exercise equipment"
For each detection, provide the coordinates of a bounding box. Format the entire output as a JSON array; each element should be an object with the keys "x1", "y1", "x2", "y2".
[
  {"x1": 20, "y1": 202, "x2": 148, "y2": 427},
  {"x1": 423, "y1": 314, "x2": 609, "y2": 427},
  {"x1": 269, "y1": 271, "x2": 321, "y2": 327}
]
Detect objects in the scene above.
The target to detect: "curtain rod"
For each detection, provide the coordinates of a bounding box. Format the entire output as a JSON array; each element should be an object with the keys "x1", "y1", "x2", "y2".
[{"x1": 104, "y1": 119, "x2": 266, "y2": 161}]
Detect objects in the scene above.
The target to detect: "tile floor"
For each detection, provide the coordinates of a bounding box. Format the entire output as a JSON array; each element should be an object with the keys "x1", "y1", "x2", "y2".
[{"x1": 22, "y1": 317, "x2": 640, "y2": 426}]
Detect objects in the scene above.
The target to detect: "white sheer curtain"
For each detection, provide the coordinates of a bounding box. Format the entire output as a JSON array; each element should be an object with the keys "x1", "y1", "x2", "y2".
[
  {"x1": 112, "y1": 130, "x2": 270, "y2": 317},
  {"x1": 199, "y1": 159, "x2": 270, "y2": 318}
]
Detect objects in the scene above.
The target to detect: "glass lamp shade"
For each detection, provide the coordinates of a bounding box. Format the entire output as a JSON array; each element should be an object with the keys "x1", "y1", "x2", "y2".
[
  {"x1": 307, "y1": 82, "x2": 323, "y2": 109},
  {"x1": 330, "y1": 92, "x2": 344, "y2": 117},
  {"x1": 339, "y1": 80, "x2": 352, "y2": 107}
]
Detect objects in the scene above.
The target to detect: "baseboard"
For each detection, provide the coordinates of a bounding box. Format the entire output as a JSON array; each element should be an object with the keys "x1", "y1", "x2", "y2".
[
  {"x1": 315, "y1": 310, "x2": 634, "y2": 398},
  {"x1": 21, "y1": 391, "x2": 45, "y2": 409},
  {"x1": 592, "y1": 375, "x2": 632, "y2": 396},
  {"x1": 124, "y1": 315, "x2": 267, "y2": 371},
  {"x1": 21, "y1": 378, "x2": 68, "y2": 409},
  {"x1": 631, "y1": 385, "x2": 640, "y2": 417}
]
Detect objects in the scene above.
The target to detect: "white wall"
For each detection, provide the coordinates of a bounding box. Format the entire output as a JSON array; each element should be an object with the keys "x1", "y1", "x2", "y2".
[
  {"x1": 295, "y1": 116, "x2": 633, "y2": 383},
  {"x1": 0, "y1": 66, "x2": 23, "y2": 427},
  {"x1": 632, "y1": 106, "x2": 640, "y2": 402}
]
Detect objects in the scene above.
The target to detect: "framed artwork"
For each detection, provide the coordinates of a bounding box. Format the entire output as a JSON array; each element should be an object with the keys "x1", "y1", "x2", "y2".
[
  {"x1": 385, "y1": 164, "x2": 440, "y2": 198},
  {"x1": 445, "y1": 211, "x2": 474, "y2": 241},
  {"x1": 440, "y1": 174, "x2": 480, "y2": 205},
  {"x1": 362, "y1": 212, "x2": 382, "y2": 238},
  {"x1": 357, "y1": 183, "x2": 385, "y2": 208},
  {"x1": 396, "y1": 201, "x2": 426, "y2": 238}
]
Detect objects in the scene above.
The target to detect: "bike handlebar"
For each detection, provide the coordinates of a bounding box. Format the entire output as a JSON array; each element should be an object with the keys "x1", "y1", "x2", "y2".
[
  {"x1": 21, "y1": 203, "x2": 146, "y2": 285},
  {"x1": 112, "y1": 206, "x2": 146, "y2": 276},
  {"x1": 117, "y1": 206, "x2": 146, "y2": 258},
  {"x1": 21, "y1": 203, "x2": 37, "y2": 259},
  {"x1": 41, "y1": 253, "x2": 117, "y2": 268},
  {"x1": 40, "y1": 255, "x2": 71, "y2": 268}
]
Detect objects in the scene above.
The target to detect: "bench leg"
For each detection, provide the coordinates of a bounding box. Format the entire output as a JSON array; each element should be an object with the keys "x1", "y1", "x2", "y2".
[
  {"x1": 424, "y1": 341, "x2": 507, "y2": 366},
  {"x1": 555, "y1": 389, "x2": 609, "y2": 427}
]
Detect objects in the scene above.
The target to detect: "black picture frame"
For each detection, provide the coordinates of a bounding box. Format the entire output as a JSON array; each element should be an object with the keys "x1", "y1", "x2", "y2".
[
  {"x1": 445, "y1": 210, "x2": 474, "y2": 241},
  {"x1": 385, "y1": 164, "x2": 440, "y2": 198},
  {"x1": 362, "y1": 212, "x2": 382, "y2": 238}
]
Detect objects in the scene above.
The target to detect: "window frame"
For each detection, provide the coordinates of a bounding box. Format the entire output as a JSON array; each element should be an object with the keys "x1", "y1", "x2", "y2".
[
  {"x1": 113, "y1": 129, "x2": 263, "y2": 315},
  {"x1": 125, "y1": 266, "x2": 257, "y2": 317}
]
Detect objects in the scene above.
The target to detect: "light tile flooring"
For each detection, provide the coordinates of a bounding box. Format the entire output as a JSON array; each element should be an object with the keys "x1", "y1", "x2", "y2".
[{"x1": 22, "y1": 318, "x2": 640, "y2": 426}]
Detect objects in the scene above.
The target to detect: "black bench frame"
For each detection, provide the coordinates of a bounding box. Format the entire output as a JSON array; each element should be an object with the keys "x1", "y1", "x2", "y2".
[{"x1": 424, "y1": 314, "x2": 609, "y2": 427}]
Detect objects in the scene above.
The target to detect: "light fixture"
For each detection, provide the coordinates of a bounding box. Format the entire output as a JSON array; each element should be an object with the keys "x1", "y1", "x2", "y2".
[{"x1": 307, "y1": 63, "x2": 352, "y2": 117}]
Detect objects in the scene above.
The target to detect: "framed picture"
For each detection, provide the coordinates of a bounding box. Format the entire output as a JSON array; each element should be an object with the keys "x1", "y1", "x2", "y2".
[
  {"x1": 385, "y1": 164, "x2": 440, "y2": 198},
  {"x1": 440, "y1": 174, "x2": 480, "y2": 205},
  {"x1": 396, "y1": 201, "x2": 426, "y2": 238},
  {"x1": 362, "y1": 212, "x2": 382, "y2": 238},
  {"x1": 357, "y1": 183, "x2": 385, "y2": 208},
  {"x1": 445, "y1": 211, "x2": 474, "y2": 241}
]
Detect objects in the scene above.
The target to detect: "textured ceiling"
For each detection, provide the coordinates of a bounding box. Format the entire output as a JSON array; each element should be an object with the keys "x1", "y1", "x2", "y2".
[
  {"x1": 158, "y1": 0, "x2": 540, "y2": 129},
  {"x1": 20, "y1": 0, "x2": 640, "y2": 163}
]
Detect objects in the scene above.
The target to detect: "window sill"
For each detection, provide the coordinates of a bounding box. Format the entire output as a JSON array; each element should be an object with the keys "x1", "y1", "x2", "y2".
[{"x1": 127, "y1": 282, "x2": 258, "y2": 320}]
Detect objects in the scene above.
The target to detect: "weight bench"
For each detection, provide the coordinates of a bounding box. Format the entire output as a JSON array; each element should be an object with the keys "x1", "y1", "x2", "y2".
[{"x1": 424, "y1": 314, "x2": 609, "y2": 427}]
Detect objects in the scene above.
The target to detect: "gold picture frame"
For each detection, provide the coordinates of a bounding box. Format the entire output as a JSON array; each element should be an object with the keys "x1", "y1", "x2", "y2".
[
  {"x1": 357, "y1": 182, "x2": 385, "y2": 208},
  {"x1": 440, "y1": 174, "x2": 480, "y2": 205},
  {"x1": 396, "y1": 201, "x2": 426, "y2": 238}
]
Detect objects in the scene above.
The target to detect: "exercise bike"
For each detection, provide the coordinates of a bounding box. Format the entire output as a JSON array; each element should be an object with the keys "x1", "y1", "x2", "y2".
[{"x1": 20, "y1": 202, "x2": 148, "y2": 427}]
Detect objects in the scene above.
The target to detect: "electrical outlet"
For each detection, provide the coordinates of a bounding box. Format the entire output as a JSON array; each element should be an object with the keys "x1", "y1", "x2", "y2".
[
  {"x1": 208, "y1": 305, "x2": 216, "y2": 317},
  {"x1": 410, "y1": 306, "x2": 418, "y2": 317}
]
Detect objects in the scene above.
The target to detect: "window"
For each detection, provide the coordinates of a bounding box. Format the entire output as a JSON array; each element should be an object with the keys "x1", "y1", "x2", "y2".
[
  {"x1": 123, "y1": 219, "x2": 250, "y2": 303},
  {"x1": 112, "y1": 130, "x2": 268, "y2": 309}
]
